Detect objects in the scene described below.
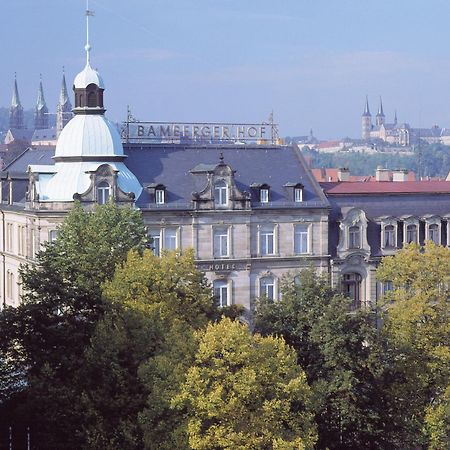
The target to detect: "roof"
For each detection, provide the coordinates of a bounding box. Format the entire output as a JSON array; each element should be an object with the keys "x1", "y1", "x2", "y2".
[
  {"x1": 124, "y1": 143, "x2": 329, "y2": 209},
  {"x1": 311, "y1": 168, "x2": 369, "y2": 182},
  {"x1": 321, "y1": 180, "x2": 450, "y2": 195},
  {"x1": 32, "y1": 128, "x2": 57, "y2": 141},
  {"x1": 7, "y1": 128, "x2": 33, "y2": 142},
  {"x1": 55, "y1": 115, "x2": 123, "y2": 158},
  {"x1": 73, "y1": 62, "x2": 105, "y2": 89},
  {"x1": 4, "y1": 147, "x2": 55, "y2": 172}
]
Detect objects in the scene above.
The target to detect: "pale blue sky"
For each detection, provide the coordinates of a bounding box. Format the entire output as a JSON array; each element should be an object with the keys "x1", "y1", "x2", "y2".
[{"x1": 3, "y1": 0, "x2": 450, "y2": 138}]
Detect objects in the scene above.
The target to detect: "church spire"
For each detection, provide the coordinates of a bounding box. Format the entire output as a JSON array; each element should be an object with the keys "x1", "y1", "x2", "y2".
[
  {"x1": 362, "y1": 95, "x2": 371, "y2": 117},
  {"x1": 377, "y1": 96, "x2": 385, "y2": 117},
  {"x1": 9, "y1": 74, "x2": 24, "y2": 129},
  {"x1": 394, "y1": 109, "x2": 398, "y2": 126},
  {"x1": 34, "y1": 75, "x2": 49, "y2": 130},
  {"x1": 376, "y1": 96, "x2": 385, "y2": 127},
  {"x1": 57, "y1": 68, "x2": 73, "y2": 136}
]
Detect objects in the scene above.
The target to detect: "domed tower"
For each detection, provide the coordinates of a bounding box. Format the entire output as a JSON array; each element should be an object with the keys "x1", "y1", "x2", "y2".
[
  {"x1": 376, "y1": 96, "x2": 385, "y2": 127},
  {"x1": 361, "y1": 96, "x2": 372, "y2": 140},
  {"x1": 9, "y1": 74, "x2": 24, "y2": 130},
  {"x1": 56, "y1": 69, "x2": 73, "y2": 136},
  {"x1": 28, "y1": 4, "x2": 142, "y2": 207},
  {"x1": 34, "y1": 76, "x2": 49, "y2": 130}
]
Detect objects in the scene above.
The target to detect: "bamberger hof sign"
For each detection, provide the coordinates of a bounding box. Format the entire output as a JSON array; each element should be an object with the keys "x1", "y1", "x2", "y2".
[{"x1": 122, "y1": 121, "x2": 278, "y2": 143}]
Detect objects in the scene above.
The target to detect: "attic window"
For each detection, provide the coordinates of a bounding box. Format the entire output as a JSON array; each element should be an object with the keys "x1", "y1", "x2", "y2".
[
  {"x1": 260, "y1": 188, "x2": 269, "y2": 203},
  {"x1": 97, "y1": 181, "x2": 110, "y2": 205},
  {"x1": 294, "y1": 186, "x2": 303, "y2": 202},
  {"x1": 155, "y1": 188, "x2": 165, "y2": 204}
]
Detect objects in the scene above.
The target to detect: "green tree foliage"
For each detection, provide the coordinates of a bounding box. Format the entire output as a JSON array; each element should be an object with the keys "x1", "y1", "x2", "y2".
[
  {"x1": 254, "y1": 269, "x2": 393, "y2": 450},
  {"x1": 0, "y1": 202, "x2": 147, "y2": 449},
  {"x1": 174, "y1": 317, "x2": 317, "y2": 450},
  {"x1": 82, "y1": 249, "x2": 216, "y2": 449},
  {"x1": 377, "y1": 242, "x2": 450, "y2": 448}
]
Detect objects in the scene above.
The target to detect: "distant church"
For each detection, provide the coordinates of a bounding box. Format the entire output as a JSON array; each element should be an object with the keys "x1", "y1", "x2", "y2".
[
  {"x1": 361, "y1": 96, "x2": 443, "y2": 146},
  {"x1": 4, "y1": 73, "x2": 73, "y2": 146}
]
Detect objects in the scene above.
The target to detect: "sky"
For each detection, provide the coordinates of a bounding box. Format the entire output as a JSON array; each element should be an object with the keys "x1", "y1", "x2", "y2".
[{"x1": 3, "y1": 0, "x2": 450, "y2": 138}]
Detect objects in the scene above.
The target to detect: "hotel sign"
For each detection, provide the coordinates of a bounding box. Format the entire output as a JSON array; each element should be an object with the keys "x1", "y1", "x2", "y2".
[{"x1": 122, "y1": 121, "x2": 278, "y2": 143}]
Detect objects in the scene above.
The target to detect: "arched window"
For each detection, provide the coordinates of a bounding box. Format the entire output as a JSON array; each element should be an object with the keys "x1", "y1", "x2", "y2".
[
  {"x1": 97, "y1": 181, "x2": 111, "y2": 205},
  {"x1": 348, "y1": 226, "x2": 361, "y2": 249},
  {"x1": 260, "y1": 276, "x2": 275, "y2": 300},
  {"x1": 87, "y1": 91, "x2": 97, "y2": 108},
  {"x1": 406, "y1": 224, "x2": 417, "y2": 244},
  {"x1": 214, "y1": 180, "x2": 228, "y2": 207},
  {"x1": 384, "y1": 225, "x2": 395, "y2": 248},
  {"x1": 342, "y1": 273, "x2": 362, "y2": 309},
  {"x1": 428, "y1": 224, "x2": 439, "y2": 244}
]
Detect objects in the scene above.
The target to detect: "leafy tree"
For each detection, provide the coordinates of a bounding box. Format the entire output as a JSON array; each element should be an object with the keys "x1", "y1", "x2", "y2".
[
  {"x1": 174, "y1": 317, "x2": 317, "y2": 450},
  {"x1": 0, "y1": 202, "x2": 147, "y2": 449},
  {"x1": 81, "y1": 249, "x2": 216, "y2": 449},
  {"x1": 254, "y1": 269, "x2": 394, "y2": 450},
  {"x1": 377, "y1": 242, "x2": 450, "y2": 448}
]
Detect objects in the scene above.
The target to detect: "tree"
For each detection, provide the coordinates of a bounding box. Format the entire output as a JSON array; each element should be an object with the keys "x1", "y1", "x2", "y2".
[
  {"x1": 377, "y1": 242, "x2": 450, "y2": 448},
  {"x1": 254, "y1": 269, "x2": 393, "y2": 450},
  {"x1": 81, "y1": 249, "x2": 216, "y2": 450},
  {"x1": 174, "y1": 317, "x2": 317, "y2": 450},
  {"x1": 0, "y1": 202, "x2": 148, "y2": 449}
]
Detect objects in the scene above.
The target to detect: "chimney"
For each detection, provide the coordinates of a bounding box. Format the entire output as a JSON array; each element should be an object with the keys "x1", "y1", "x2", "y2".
[
  {"x1": 375, "y1": 166, "x2": 390, "y2": 182},
  {"x1": 392, "y1": 169, "x2": 409, "y2": 182},
  {"x1": 337, "y1": 167, "x2": 350, "y2": 181}
]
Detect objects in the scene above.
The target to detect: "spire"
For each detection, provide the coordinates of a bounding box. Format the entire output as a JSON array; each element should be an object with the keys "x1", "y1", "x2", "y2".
[
  {"x1": 377, "y1": 96, "x2": 385, "y2": 117},
  {"x1": 394, "y1": 109, "x2": 398, "y2": 125},
  {"x1": 34, "y1": 75, "x2": 49, "y2": 130},
  {"x1": 36, "y1": 75, "x2": 47, "y2": 110},
  {"x1": 59, "y1": 68, "x2": 71, "y2": 107},
  {"x1": 11, "y1": 73, "x2": 21, "y2": 109},
  {"x1": 85, "y1": 0, "x2": 94, "y2": 66},
  {"x1": 362, "y1": 95, "x2": 371, "y2": 117},
  {"x1": 9, "y1": 74, "x2": 24, "y2": 130},
  {"x1": 57, "y1": 68, "x2": 73, "y2": 136}
]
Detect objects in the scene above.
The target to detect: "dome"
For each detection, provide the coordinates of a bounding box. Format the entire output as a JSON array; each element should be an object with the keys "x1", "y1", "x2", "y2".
[
  {"x1": 73, "y1": 62, "x2": 105, "y2": 89},
  {"x1": 55, "y1": 114, "x2": 124, "y2": 158}
]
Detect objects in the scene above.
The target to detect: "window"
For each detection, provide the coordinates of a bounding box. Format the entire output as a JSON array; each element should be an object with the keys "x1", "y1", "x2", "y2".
[
  {"x1": 213, "y1": 280, "x2": 229, "y2": 307},
  {"x1": 342, "y1": 273, "x2": 362, "y2": 309},
  {"x1": 383, "y1": 281, "x2": 393, "y2": 295},
  {"x1": 17, "y1": 225, "x2": 25, "y2": 256},
  {"x1": 294, "y1": 224, "x2": 309, "y2": 254},
  {"x1": 294, "y1": 187, "x2": 303, "y2": 202},
  {"x1": 260, "y1": 225, "x2": 275, "y2": 255},
  {"x1": 213, "y1": 227, "x2": 229, "y2": 258},
  {"x1": 148, "y1": 230, "x2": 161, "y2": 256},
  {"x1": 6, "y1": 270, "x2": 14, "y2": 303},
  {"x1": 214, "y1": 180, "x2": 228, "y2": 207},
  {"x1": 6, "y1": 223, "x2": 13, "y2": 252},
  {"x1": 406, "y1": 224, "x2": 417, "y2": 244},
  {"x1": 428, "y1": 224, "x2": 440, "y2": 244},
  {"x1": 97, "y1": 181, "x2": 110, "y2": 205},
  {"x1": 260, "y1": 188, "x2": 269, "y2": 203},
  {"x1": 349, "y1": 226, "x2": 361, "y2": 249},
  {"x1": 164, "y1": 227, "x2": 178, "y2": 251},
  {"x1": 87, "y1": 91, "x2": 97, "y2": 108},
  {"x1": 260, "y1": 276, "x2": 275, "y2": 300},
  {"x1": 155, "y1": 189, "x2": 165, "y2": 204},
  {"x1": 49, "y1": 230, "x2": 58, "y2": 242},
  {"x1": 294, "y1": 275, "x2": 301, "y2": 286},
  {"x1": 384, "y1": 225, "x2": 395, "y2": 248}
]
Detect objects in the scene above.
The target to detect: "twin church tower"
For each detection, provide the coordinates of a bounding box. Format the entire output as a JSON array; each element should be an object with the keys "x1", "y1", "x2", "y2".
[{"x1": 8, "y1": 72, "x2": 73, "y2": 137}]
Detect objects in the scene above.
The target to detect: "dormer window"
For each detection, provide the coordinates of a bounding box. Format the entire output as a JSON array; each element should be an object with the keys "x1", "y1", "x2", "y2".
[
  {"x1": 155, "y1": 188, "x2": 165, "y2": 204},
  {"x1": 260, "y1": 187, "x2": 269, "y2": 203},
  {"x1": 294, "y1": 186, "x2": 303, "y2": 202},
  {"x1": 349, "y1": 226, "x2": 361, "y2": 249},
  {"x1": 214, "y1": 180, "x2": 228, "y2": 207},
  {"x1": 97, "y1": 181, "x2": 110, "y2": 205},
  {"x1": 406, "y1": 224, "x2": 417, "y2": 244}
]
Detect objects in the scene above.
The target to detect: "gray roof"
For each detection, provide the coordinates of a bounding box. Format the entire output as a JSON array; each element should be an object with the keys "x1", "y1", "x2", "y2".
[
  {"x1": 32, "y1": 128, "x2": 57, "y2": 141},
  {"x1": 2, "y1": 143, "x2": 329, "y2": 210},
  {"x1": 124, "y1": 143, "x2": 328, "y2": 209}
]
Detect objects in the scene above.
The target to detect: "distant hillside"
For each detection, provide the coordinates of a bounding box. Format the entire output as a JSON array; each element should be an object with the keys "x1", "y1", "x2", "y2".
[{"x1": 303, "y1": 144, "x2": 450, "y2": 179}]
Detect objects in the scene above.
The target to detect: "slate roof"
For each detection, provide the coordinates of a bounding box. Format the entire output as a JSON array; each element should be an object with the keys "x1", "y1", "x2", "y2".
[
  {"x1": 4, "y1": 146, "x2": 56, "y2": 173},
  {"x1": 32, "y1": 128, "x2": 57, "y2": 141},
  {"x1": 124, "y1": 144, "x2": 329, "y2": 209}
]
